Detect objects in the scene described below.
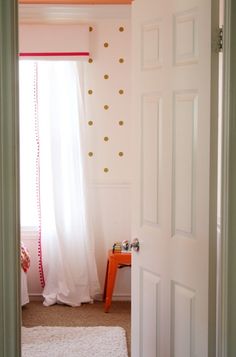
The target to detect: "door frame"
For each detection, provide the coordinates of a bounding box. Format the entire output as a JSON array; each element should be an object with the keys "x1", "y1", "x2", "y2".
[
  {"x1": 0, "y1": 0, "x2": 235, "y2": 356},
  {"x1": 0, "y1": 1, "x2": 21, "y2": 357},
  {"x1": 219, "y1": 0, "x2": 236, "y2": 356}
]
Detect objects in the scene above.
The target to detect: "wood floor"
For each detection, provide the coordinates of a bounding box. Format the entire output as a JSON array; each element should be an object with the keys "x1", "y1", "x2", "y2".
[{"x1": 22, "y1": 300, "x2": 131, "y2": 356}]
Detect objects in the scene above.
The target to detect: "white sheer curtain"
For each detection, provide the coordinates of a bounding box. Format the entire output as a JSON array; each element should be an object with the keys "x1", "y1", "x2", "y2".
[{"x1": 20, "y1": 60, "x2": 100, "y2": 307}]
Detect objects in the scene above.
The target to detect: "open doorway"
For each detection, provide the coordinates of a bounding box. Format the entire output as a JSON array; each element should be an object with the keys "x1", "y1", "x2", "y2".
[{"x1": 19, "y1": 4, "x2": 132, "y2": 356}]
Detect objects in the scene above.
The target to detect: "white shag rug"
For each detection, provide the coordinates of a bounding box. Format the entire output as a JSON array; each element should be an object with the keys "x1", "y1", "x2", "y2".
[{"x1": 22, "y1": 326, "x2": 128, "y2": 357}]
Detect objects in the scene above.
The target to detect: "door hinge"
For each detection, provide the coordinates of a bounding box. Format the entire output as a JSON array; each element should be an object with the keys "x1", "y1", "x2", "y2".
[{"x1": 218, "y1": 26, "x2": 223, "y2": 52}]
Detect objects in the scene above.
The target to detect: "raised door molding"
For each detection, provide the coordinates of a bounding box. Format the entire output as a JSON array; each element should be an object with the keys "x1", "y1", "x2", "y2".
[{"x1": 0, "y1": 0, "x2": 21, "y2": 356}]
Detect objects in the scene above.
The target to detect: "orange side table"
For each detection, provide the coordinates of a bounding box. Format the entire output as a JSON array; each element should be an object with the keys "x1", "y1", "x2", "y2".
[{"x1": 103, "y1": 249, "x2": 131, "y2": 312}]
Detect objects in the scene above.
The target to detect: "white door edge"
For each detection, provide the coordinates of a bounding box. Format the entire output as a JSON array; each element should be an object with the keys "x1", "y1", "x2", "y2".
[{"x1": 218, "y1": 0, "x2": 231, "y2": 356}]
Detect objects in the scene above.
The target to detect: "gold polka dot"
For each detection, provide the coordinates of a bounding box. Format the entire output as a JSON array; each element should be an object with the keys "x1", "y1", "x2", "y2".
[
  {"x1": 119, "y1": 89, "x2": 124, "y2": 95},
  {"x1": 118, "y1": 152, "x2": 124, "y2": 157},
  {"x1": 104, "y1": 105, "x2": 109, "y2": 110},
  {"x1": 88, "y1": 121, "x2": 93, "y2": 126},
  {"x1": 119, "y1": 58, "x2": 124, "y2": 63},
  {"x1": 104, "y1": 74, "x2": 109, "y2": 80},
  {"x1": 104, "y1": 42, "x2": 109, "y2": 48},
  {"x1": 104, "y1": 136, "x2": 109, "y2": 142},
  {"x1": 89, "y1": 26, "x2": 93, "y2": 32},
  {"x1": 119, "y1": 26, "x2": 124, "y2": 32},
  {"x1": 104, "y1": 167, "x2": 109, "y2": 173},
  {"x1": 88, "y1": 58, "x2": 93, "y2": 64},
  {"x1": 88, "y1": 89, "x2": 93, "y2": 95},
  {"x1": 119, "y1": 120, "x2": 124, "y2": 126},
  {"x1": 88, "y1": 152, "x2": 93, "y2": 157}
]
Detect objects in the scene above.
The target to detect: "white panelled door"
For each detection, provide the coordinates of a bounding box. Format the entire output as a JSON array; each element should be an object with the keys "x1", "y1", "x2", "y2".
[{"x1": 131, "y1": 0, "x2": 218, "y2": 356}]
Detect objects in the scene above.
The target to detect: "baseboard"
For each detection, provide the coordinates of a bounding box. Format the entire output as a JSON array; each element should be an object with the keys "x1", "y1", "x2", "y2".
[
  {"x1": 110, "y1": 294, "x2": 131, "y2": 302},
  {"x1": 29, "y1": 293, "x2": 43, "y2": 302},
  {"x1": 29, "y1": 293, "x2": 131, "y2": 302},
  {"x1": 95, "y1": 293, "x2": 131, "y2": 302}
]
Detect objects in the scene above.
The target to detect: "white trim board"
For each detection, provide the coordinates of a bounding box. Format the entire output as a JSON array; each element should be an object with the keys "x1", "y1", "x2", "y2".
[{"x1": 19, "y1": 4, "x2": 131, "y2": 23}]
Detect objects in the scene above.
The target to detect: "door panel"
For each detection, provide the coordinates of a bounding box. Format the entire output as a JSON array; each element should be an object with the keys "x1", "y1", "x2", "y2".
[
  {"x1": 141, "y1": 269, "x2": 161, "y2": 357},
  {"x1": 171, "y1": 281, "x2": 196, "y2": 357},
  {"x1": 172, "y1": 91, "x2": 197, "y2": 238},
  {"x1": 131, "y1": 0, "x2": 218, "y2": 356},
  {"x1": 142, "y1": 93, "x2": 161, "y2": 226}
]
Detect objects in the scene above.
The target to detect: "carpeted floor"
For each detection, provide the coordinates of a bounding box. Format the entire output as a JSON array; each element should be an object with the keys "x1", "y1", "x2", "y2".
[{"x1": 22, "y1": 301, "x2": 131, "y2": 356}]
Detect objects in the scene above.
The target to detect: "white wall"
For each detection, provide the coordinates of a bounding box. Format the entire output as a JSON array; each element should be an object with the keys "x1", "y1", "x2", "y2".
[{"x1": 21, "y1": 8, "x2": 132, "y2": 301}]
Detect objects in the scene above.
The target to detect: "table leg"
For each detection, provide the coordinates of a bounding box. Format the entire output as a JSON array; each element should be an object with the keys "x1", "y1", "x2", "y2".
[
  {"x1": 103, "y1": 259, "x2": 109, "y2": 301},
  {"x1": 104, "y1": 256, "x2": 118, "y2": 312}
]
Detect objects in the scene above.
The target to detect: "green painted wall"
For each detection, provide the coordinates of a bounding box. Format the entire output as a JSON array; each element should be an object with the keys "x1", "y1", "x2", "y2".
[
  {"x1": 227, "y1": 0, "x2": 236, "y2": 355},
  {"x1": 0, "y1": 0, "x2": 21, "y2": 356}
]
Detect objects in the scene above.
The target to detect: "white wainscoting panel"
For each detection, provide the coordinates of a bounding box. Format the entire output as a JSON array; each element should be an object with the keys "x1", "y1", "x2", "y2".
[
  {"x1": 21, "y1": 231, "x2": 43, "y2": 298},
  {"x1": 22, "y1": 183, "x2": 132, "y2": 301},
  {"x1": 172, "y1": 91, "x2": 198, "y2": 238},
  {"x1": 91, "y1": 182, "x2": 132, "y2": 300}
]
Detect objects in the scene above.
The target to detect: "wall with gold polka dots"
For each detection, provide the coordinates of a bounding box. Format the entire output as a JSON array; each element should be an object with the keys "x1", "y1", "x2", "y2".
[
  {"x1": 84, "y1": 17, "x2": 132, "y2": 300},
  {"x1": 84, "y1": 19, "x2": 131, "y2": 184}
]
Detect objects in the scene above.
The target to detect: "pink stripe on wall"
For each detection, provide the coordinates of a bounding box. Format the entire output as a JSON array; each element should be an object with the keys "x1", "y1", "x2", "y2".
[{"x1": 19, "y1": 52, "x2": 90, "y2": 57}]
